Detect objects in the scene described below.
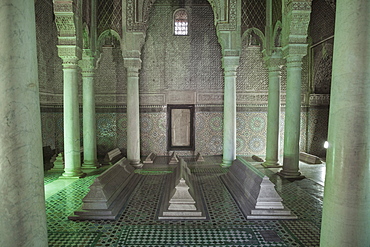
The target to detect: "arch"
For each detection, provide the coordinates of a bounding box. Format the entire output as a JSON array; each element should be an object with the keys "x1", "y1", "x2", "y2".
[
  {"x1": 97, "y1": 29, "x2": 121, "y2": 49},
  {"x1": 241, "y1": 28, "x2": 265, "y2": 49},
  {"x1": 206, "y1": 0, "x2": 220, "y2": 22},
  {"x1": 272, "y1": 21, "x2": 282, "y2": 48},
  {"x1": 82, "y1": 23, "x2": 90, "y2": 49}
]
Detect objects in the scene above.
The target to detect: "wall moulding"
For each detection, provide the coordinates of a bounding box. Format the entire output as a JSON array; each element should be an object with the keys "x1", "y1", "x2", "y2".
[
  {"x1": 39, "y1": 93, "x2": 308, "y2": 108},
  {"x1": 140, "y1": 94, "x2": 166, "y2": 105},
  {"x1": 167, "y1": 91, "x2": 196, "y2": 104},
  {"x1": 309, "y1": 94, "x2": 330, "y2": 106}
]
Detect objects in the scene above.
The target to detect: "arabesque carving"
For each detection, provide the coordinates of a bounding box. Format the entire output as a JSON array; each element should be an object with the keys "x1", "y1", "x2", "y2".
[{"x1": 282, "y1": 0, "x2": 312, "y2": 48}]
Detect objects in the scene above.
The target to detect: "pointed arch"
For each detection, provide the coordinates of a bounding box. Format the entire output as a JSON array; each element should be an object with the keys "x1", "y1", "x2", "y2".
[
  {"x1": 82, "y1": 23, "x2": 90, "y2": 49},
  {"x1": 97, "y1": 29, "x2": 122, "y2": 49},
  {"x1": 272, "y1": 21, "x2": 283, "y2": 48},
  {"x1": 241, "y1": 28, "x2": 266, "y2": 49}
]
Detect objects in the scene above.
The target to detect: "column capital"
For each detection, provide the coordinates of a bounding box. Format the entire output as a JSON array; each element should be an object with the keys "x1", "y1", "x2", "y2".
[
  {"x1": 285, "y1": 54, "x2": 304, "y2": 68},
  {"x1": 123, "y1": 57, "x2": 142, "y2": 72},
  {"x1": 264, "y1": 49, "x2": 284, "y2": 70},
  {"x1": 282, "y1": 43, "x2": 308, "y2": 58},
  {"x1": 60, "y1": 56, "x2": 79, "y2": 69},
  {"x1": 222, "y1": 53, "x2": 240, "y2": 72},
  {"x1": 282, "y1": 0, "x2": 312, "y2": 45},
  {"x1": 57, "y1": 45, "x2": 82, "y2": 69},
  {"x1": 79, "y1": 49, "x2": 95, "y2": 76}
]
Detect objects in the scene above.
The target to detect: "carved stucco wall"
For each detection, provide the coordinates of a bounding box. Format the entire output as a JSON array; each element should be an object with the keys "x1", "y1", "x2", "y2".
[
  {"x1": 140, "y1": 0, "x2": 224, "y2": 93},
  {"x1": 37, "y1": 0, "x2": 311, "y2": 157},
  {"x1": 36, "y1": 0, "x2": 61, "y2": 150},
  {"x1": 305, "y1": 0, "x2": 335, "y2": 157}
]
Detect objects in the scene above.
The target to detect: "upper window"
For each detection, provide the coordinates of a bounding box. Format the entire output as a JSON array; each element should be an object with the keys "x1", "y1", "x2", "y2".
[{"x1": 174, "y1": 9, "x2": 188, "y2": 36}]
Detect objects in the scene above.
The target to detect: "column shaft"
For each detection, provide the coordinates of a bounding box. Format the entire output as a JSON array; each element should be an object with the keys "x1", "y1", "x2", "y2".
[
  {"x1": 263, "y1": 66, "x2": 281, "y2": 167},
  {"x1": 127, "y1": 68, "x2": 141, "y2": 166},
  {"x1": 0, "y1": 1, "x2": 48, "y2": 246},
  {"x1": 62, "y1": 64, "x2": 83, "y2": 177},
  {"x1": 82, "y1": 73, "x2": 98, "y2": 168},
  {"x1": 279, "y1": 55, "x2": 304, "y2": 178},
  {"x1": 222, "y1": 65, "x2": 238, "y2": 167},
  {"x1": 320, "y1": 0, "x2": 370, "y2": 245}
]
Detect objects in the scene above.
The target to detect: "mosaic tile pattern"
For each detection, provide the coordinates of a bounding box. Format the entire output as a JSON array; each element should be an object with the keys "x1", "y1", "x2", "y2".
[
  {"x1": 46, "y1": 156, "x2": 322, "y2": 246},
  {"x1": 43, "y1": 108, "x2": 309, "y2": 165},
  {"x1": 117, "y1": 225, "x2": 259, "y2": 246},
  {"x1": 44, "y1": 171, "x2": 63, "y2": 185},
  {"x1": 140, "y1": 112, "x2": 167, "y2": 155}
]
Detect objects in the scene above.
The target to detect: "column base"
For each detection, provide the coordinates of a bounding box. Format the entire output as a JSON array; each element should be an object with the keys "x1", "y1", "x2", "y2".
[
  {"x1": 277, "y1": 170, "x2": 305, "y2": 179},
  {"x1": 220, "y1": 159, "x2": 233, "y2": 168},
  {"x1": 82, "y1": 160, "x2": 99, "y2": 169},
  {"x1": 132, "y1": 163, "x2": 143, "y2": 169},
  {"x1": 262, "y1": 161, "x2": 282, "y2": 168},
  {"x1": 130, "y1": 160, "x2": 143, "y2": 169},
  {"x1": 60, "y1": 171, "x2": 86, "y2": 179}
]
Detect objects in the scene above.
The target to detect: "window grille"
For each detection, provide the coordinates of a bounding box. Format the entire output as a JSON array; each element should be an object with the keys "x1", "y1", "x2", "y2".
[{"x1": 174, "y1": 9, "x2": 188, "y2": 35}]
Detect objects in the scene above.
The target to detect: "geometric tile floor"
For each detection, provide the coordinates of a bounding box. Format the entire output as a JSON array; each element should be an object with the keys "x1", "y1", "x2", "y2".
[{"x1": 45, "y1": 156, "x2": 323, "y2": 246}]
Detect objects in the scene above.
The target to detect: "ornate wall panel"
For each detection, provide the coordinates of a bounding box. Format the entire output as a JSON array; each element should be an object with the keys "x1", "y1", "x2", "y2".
[
  {"x1": 313, "y1": 44, "x2": 333, "y2": 94},
  {"x1": 95, "y1": 47, "x2": 127, "y2": 97},
  {"x1": 140, "y1": 112, "x2": 167, "y2": 155},
  {"x1": 309, "y1": 0, "x2": 335, "y2": 94},
  {"x1": 140, "y1": 0, "x2": 223, "y2": 93},
  {"x1": 195, "y1": 112, "x2": 224, "y2": 155},
  {"x1": 306, "y1": 106, "x2": 329, "y2": 158},
  {"x1": 95, "y1": 112, "x2": 126, "y2": 156},
  {"x1": 237, "y1": 46, "x2": 269, "y2": 91},
  {"x1": 41, "y1": 112, "x2": 57, "y2": 149},
  {"x1": 37, "y1": 0, "x2": 313, "y2": 158},
  {"x1": 35, "y1": 0, "x2": 62, "y2": 95}
]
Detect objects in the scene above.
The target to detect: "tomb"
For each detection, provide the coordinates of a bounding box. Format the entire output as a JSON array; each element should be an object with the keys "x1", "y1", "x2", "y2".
[
  {"x1": 221, "y1": 157, "x2": 297, "y2": 219},
  {"x1": 299, "y1": 152, "x2": 322, "y2": 164},
  {"x1": 168, "y1": 151, "x2": 179, "y2": 164},
  {"x1": 158, "y1": 158, "x2": 207, "y2": 220},
  {"x1": 69, "y1": 158, "x2": 143, "y2": 220},
  {"x1": 50, "y1": 152, "x2": 64, "y2": 171},
  {"x1": 143, "y1": 152, "x2": 157, "y2": 164},
  {"x1": 103, "y1": 148, "x2": 125, "y2": 165}
]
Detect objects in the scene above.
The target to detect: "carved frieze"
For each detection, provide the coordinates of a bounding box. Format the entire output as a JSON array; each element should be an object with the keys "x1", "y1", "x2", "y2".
[
  {"x1": 57, "y1": 45, "x2": 82, "y2": 60},
  {"x1": 55, "y1": 15, "x2": 76, "y2": 37},
  {"x1": 197, "y1": 93, "x2": 224, "y2": 104},
  {"x1": 282, "y1": 0, "x2": 312, "y2": 48},
  {"x1": 168, "y1": 91, "x2": 196, "y2": 104},
  {"x1": 237, "y1": 94, "x2": 268, "y2": 104},
  {"x1": 79, "y1": 50, "x2": 95, "y2": 75},
  {"x1": 309, "y1": 94, "x2": 330, "y2": 106},
  {"x1": 53, "y1": 3, "x2": 74, "y2": 13},
  {"x1": 95, "y1": 94, "x2": 127, "y2": 105},
  {"x1": 140, "y1": 94, "x2": 166, "y2": 105}
]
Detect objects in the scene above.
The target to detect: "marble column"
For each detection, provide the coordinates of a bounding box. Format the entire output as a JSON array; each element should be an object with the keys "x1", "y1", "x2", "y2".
[
  {"x1": 263, "y1": 52, "x2": 283, "y2": 168},
  {"x1": 125, "y1": 59, "x2": 142, "y2": 167},
  {"x1": 278, "y1": 54, "x2": 305, "y2": 179},
  {"x1": 62, "y1": 58, "x2": 84, "y2": 177},
  {"x1": 80, "y1": 51, "x2": 98, "y2": 169},
  {"x1": 221, "y1": 55, "x2": 239, "y2": 167},
  {"x1": 0, "y1": 1, "x2": 48, "y2": 246},
  {"x1": 320, "y1": 0, "x2": 370, "y2": 245}
]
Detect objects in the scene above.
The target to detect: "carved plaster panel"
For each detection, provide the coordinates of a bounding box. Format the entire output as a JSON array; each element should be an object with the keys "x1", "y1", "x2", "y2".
[
  {"x1": 309, "y1": 94, "x2": 330, "y2": 106},
  {"x1": 167, "y1": 91, "x2": 196, "y2": 104},
  {"x1": 140, "y1": 94, "x2": 166, "y2": 105},
  {"x1": 197, "y1": 93, "x2": 224, "y2": 104},
  {"x1": 282, "y1": 0, "x2": 312, "y2": 48}
]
